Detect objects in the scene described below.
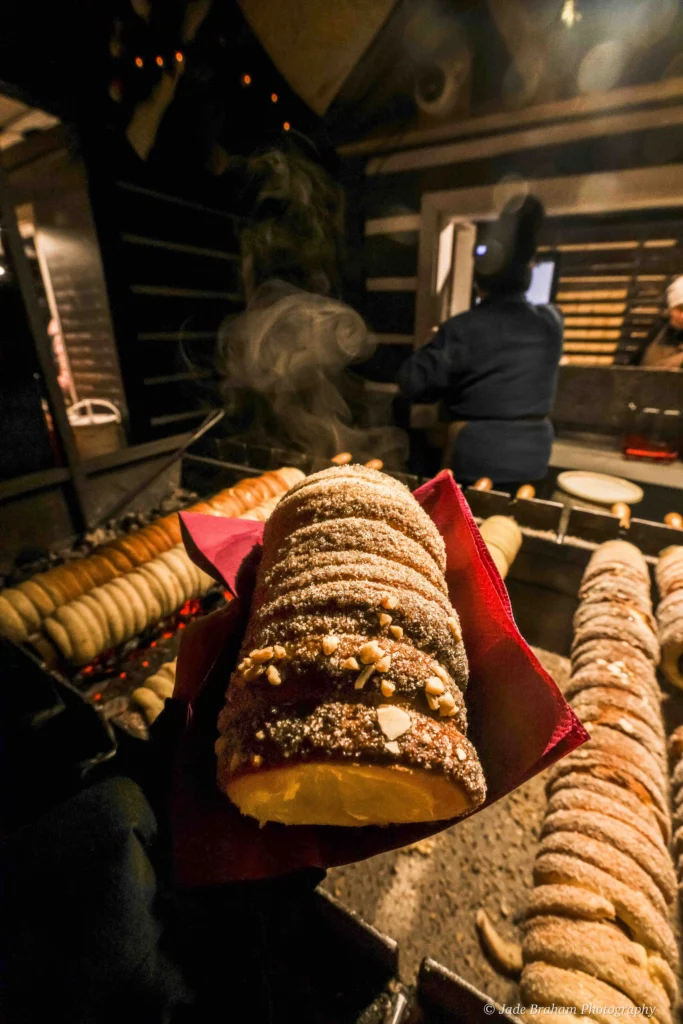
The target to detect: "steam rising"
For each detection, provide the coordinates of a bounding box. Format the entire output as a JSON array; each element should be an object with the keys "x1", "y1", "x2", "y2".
[{"x1": 218, "y1": 280, "x2": 408, "y2": 466}]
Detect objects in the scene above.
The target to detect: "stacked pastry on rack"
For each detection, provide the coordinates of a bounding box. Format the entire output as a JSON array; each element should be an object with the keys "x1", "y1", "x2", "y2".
[
  {"x1": 655, "y1": 545, "x2": 683, "y2": 690},
  {"x1": 666, "y1": 726, "x2": 683, "y2": 911},
  {"x1": 215, "y1": 464, "x2": 487, "y2": 828},
  {"x1": 521, "y1": 540, "x2": 679, "y2": 1022},
  {"x1": 0, "y1": 467, "x2": 303, "y2": 653},
  {"x1": 132, "y1": 659, "x2": 178, "y2": 725}
]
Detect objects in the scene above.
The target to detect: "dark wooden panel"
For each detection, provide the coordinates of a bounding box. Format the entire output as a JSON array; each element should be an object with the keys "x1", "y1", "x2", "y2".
[
  {"x1": 364, "y1": 232, "x2": 419, "y2": 277},
  {"x1": 121, "y1": 238, "x2": 241, "y2": 292},
  {"x1": 114, "y1": 185, "x2": 241, "y2": 251},
  {"x1": 363, "y1": 290, "x2": 415, "y2": 334}
]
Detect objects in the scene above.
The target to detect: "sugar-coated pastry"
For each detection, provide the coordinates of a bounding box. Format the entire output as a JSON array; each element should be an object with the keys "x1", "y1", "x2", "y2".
[{"x1": 216, "y1": 465, "x2": 485, "y2": 828}]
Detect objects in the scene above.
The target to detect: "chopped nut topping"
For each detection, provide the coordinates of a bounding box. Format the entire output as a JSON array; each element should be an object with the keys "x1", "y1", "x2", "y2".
[
  {"x1": 238, "y1": 657, "x2": 253, "y2": 672},
  {"x1": 455, "y1": 746, "x2": 467, "y2": 762},
  {"x1": 380, "y1": 595, "x2": 398, "y2": 610},
  {"x1": 447, "y1": 616, "x2": 462, "y2": 642},
  {"x1": 381, "y1": 679, "x2": 396, "y2": 698},
  {"x1": 359, "y1": 640, "x2": 384, "y2": 664},
  {"x1": 354, "y1": 664, "x2": 376, "y2": 689},
  {"x1": 618, "y1": 717, "x2": 635, "y2": 734},
  {"x1": 342, "y1": 656, "x2": 360, "y2": 671},
  {"x1": 266, "y1": 665, "x2": 282, "y2": 686},
  {"x1": 250, "y1": 646, "x2": 274, "y2": 664},
  {"x1": 375, "y1": 654, "x2": 392, "y2": 673},
  {"x1": 385, "y1": 741, "x2": 400, "y2": 755},
  {"x1": 425, "y1": 676, "x2": 445, "y2": 695},
  {"x1": 426, "y1": 694, "x2": 441, "y2": 711},
  {"x1": 389, "y1": 625, "x2": 404, "y2": 640},
  {"x1": 379, "y1": 612, "x2": 392, "y2": 627},
  {"x1": 377, "y1": 705, "x2": 411, "y2": 740},
  {"x1": 244, "y1": 663, "x2": 266, "y2": 681},
  {"x1": 431, "y1": 663, "x2": 449, "y2": 684},
  {"x1": 255, "y1": 730, "x2": 265, "y2": 741},
  {"x1": 322, "y1": 635, "x2": 339, "y2": 655},
  {"x1": 438, "y1": 693, "x2": 456, "y2": 717},
  {"x1": 273, "y1": 645, "x2": 287, "y2": 660},
  {"x1": 251, "y1": 754, "x2": 263, "y2": 768}
]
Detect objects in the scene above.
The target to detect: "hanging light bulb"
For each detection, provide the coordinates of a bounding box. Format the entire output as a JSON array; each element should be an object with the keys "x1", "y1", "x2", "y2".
[{"x1": 561, "y1": 0, "x2": 582, "y2": 28}]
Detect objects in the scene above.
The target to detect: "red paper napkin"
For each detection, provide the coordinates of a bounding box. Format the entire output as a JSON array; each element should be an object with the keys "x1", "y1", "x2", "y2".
[{"x1": 171, "y1": 471, "x2": 587, "y2": 886}]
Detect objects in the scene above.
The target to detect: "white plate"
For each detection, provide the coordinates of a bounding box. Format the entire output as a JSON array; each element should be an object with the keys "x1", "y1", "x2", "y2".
[{"x1": 556, "y1": 470, "x2": 644, "y2": 506}]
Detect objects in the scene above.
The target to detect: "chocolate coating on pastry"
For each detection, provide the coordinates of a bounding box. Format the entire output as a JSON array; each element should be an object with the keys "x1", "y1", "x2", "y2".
[
  {"x1": 221, "y1": 634, "x2": 467, "y2": 733},
  {"x1": 533, "y1": 854, "x2": 679, "y2": 969},
  {"x1": 245, "y1": 580, "x2": 468, "y2": 689},
  {"x1": 217, "y1": 698, "x2": 485, "y2": 810},
  {"x1": 258, "y1": 518, "x2": 449, "y2": 595},
  {"x1": 263, "y1": 473, "x2": 446, "y2": 571}
]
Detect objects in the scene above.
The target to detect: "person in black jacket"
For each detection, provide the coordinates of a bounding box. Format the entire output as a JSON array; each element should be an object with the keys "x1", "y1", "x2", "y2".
[{"x1": 397, "y1": 195, "x2": 563, "y2": 489}]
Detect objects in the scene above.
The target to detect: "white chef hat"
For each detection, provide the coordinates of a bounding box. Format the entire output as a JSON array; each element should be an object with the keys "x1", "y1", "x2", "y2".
[{"x1": 667, "y1": 276, "x2": 683, "y2": 309}]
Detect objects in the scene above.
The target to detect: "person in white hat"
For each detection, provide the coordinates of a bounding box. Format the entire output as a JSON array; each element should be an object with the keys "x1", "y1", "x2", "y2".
[{"x1": 641, "y1": 276, "x2": 683, "y2": 368}]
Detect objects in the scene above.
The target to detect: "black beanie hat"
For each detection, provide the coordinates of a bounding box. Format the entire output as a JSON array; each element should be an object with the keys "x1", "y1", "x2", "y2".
[{"x1": 474, "y1": 194, "x2": 545, "y2": 293}]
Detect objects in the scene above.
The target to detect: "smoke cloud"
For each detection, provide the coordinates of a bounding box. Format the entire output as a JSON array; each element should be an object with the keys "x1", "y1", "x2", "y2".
[{"x1": 217, "y1": 280, "x2": 408, "y2": 467}]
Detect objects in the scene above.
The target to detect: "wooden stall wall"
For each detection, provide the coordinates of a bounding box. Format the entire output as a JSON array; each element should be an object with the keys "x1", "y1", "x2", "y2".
[{"x1": 339, "y1": 89, "x2": 683, "y2": 399}]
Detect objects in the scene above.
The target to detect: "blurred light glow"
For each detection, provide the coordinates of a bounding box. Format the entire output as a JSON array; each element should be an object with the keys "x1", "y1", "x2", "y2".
[
  {"x1": 577, "y1": 40, "x2": 625, "y2": 93},
  {"x1": 271, "y1": 92, "x2": 279, "y2": 103},
  {"x1": 561, "y1": 0, "x2": 582, "y2": 28},
  {"x1": 283, "y1": 121, "x2": 291, "y2": 131},
  {"x1": 241, "y1": 73, "x2": 252, "y2": 86},
  {"x1": 476, "y1": 244, "x2": 487, "y2": 255},
  {"x1": 155, "y1": 55, "x2": 164, "y2": 67},
  {"x1": 175, "y1": 51, "x2": 184, "y2": 63},
  {"x1": 134, "y1": 56, "x2": 144, "y2": 68}
]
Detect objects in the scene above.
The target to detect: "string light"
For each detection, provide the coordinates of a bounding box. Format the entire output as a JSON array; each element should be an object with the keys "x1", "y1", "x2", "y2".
[
  {"x1": 271, "y1": 92, "x2": 279, "y2": 103},
  {"x1": 155, "y1": 55, "x2": 164, "y2": 67},
  {"x1": 283, "y1": 121, "x2": 291, "y2": 131},
  {"x1": 175, "y1": 51, "x2": 184, "y2": 63},
  {"x1": 241, "y1": 73, "x2": 252, "y2": 86},
  {"x1": 134, "y1": 56, "x2": 144, "y2": 68}
]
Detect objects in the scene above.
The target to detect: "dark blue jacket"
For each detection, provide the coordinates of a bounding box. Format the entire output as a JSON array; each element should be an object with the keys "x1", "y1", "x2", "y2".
[{"x1": 397, "y1": 293, "x2": 563, "y2": 483}]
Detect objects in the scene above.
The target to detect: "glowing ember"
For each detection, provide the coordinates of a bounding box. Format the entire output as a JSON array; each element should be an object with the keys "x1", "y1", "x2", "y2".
[
  {"x1": 119, "y1": 672, "x2": 126, "y2": 679},
  {"x1": 93, "y1": 693, "x2": 102, "y2": 701},
  {"x1": 142, "y1": 661, "x2": 149, "y2": 668}
]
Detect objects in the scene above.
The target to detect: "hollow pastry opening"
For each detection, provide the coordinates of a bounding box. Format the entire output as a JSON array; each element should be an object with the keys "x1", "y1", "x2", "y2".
[{"x1": 225, "y1": 761, "x2": 474, "y2": 827}]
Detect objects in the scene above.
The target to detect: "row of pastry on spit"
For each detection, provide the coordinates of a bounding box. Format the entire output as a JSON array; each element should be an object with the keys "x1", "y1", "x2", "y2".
[
  {"x1": 520, "y1": 540, "x2": 678, "y2": 1023},
  {"x1": 0, "y1": 467, "x2": 304, "y2": 664}
]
